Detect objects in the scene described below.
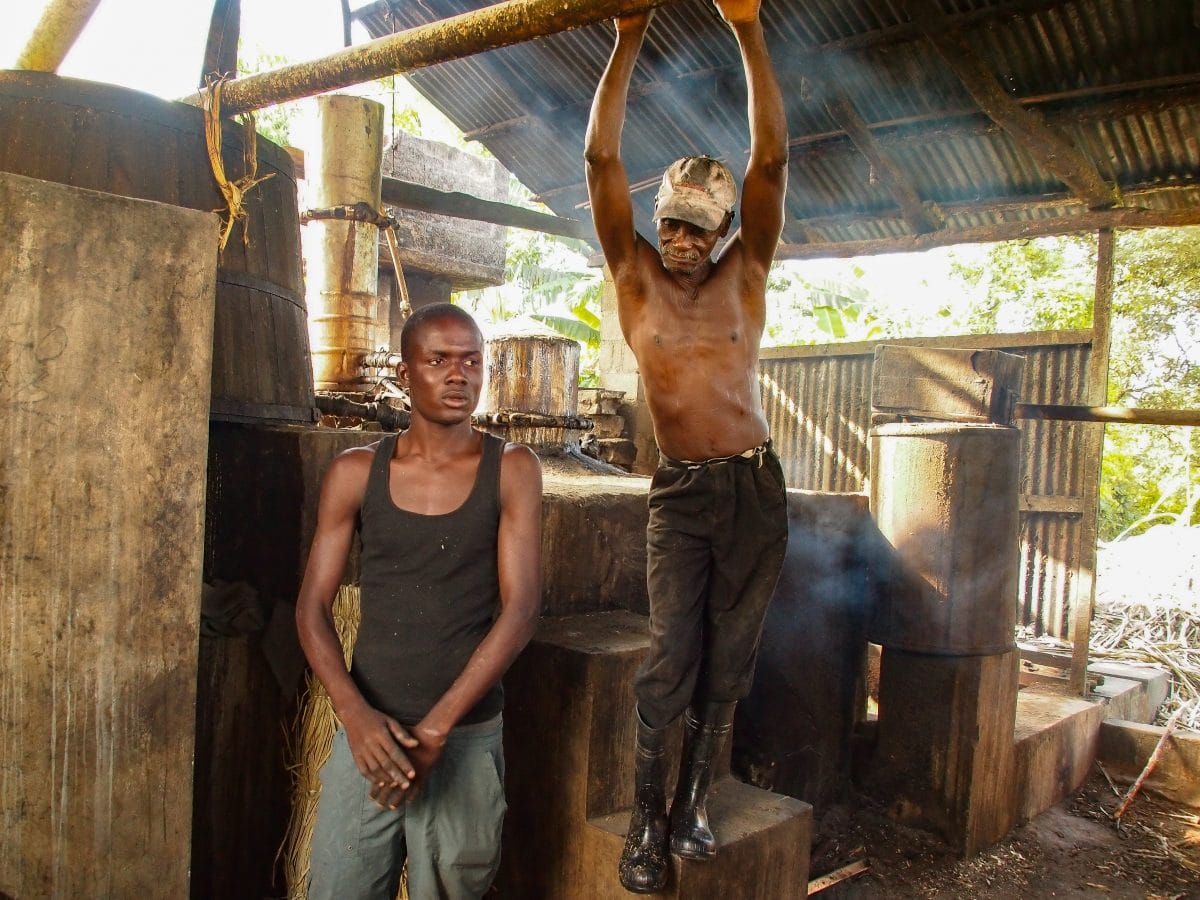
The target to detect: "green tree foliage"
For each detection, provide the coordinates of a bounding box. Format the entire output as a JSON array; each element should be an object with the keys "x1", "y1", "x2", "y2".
[
  {"x1": 944, "y1": 228, "x2": 1200, "y2": 539},
  {"x1": 455, "y1": 180, "x2": 603, "y2": 385},
  {"x1": 765, "y1": 264, "x2": 887, "y2": 345},
  {"x1": 949, "y1": 236, "x2": 1096, "y2": 332}
]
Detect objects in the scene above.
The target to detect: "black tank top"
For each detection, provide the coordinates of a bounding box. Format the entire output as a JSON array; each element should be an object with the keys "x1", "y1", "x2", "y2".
[{"x1": 351, "y1": 431, "x2": 505, "y2": 726}]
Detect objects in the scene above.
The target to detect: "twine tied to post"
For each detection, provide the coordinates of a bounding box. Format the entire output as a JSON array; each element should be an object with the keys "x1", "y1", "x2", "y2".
[{"x1": 201, "y1": 75, "x2": 274, "y2": 252}]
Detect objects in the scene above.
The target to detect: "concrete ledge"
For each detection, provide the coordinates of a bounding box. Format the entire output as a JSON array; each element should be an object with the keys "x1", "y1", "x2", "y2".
[
  {"x1": 541, "y1": 472, "x2": 649, "y2": 617},
  {"x1": 1089, "y1": 662, "x2": 1171, "y2": 723},
  {"x1": 1012, "y1": 688, "x2": 1105, "y2": 823},
  {"x1": 1018, "y1": 644, "x2": 1170, "y2": 725},
  {"x1": 1098, "y1": 719, "x2": 1200, "y2": 809}
]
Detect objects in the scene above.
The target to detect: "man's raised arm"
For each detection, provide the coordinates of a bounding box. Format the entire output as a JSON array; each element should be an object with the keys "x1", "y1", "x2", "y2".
[
  {"x1": 585, "y1": 13, "x2": 652, "y2": 280},
  {"x1": 719, "y1": 0, "x2": 787, "y2": 274}
]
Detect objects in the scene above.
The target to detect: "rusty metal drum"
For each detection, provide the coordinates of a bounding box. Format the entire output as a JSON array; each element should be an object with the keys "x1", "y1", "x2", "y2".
[
  {"x1": 481, "y1": 319, "x2": 581, "y2": 448},
  {"x1": 0, "y1": 70, "x2": 314, "y2": 424},
  {"x1": 868, "y1": 422, "x2": 1020, "y2": 655}
]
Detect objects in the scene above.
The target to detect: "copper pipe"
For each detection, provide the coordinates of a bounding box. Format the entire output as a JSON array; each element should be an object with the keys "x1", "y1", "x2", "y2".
[
  {"x1": 15, "y1": 0, "x2": 104, "y2": 72},
  {"x1": 186, "y1": 0, "x2": 682, "y2": 116}
]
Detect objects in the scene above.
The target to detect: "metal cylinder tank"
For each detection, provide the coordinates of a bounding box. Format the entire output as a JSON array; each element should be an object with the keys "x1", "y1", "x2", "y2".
[
  {"x1": 868, "y1": 422, "x2": 1020, "y2": 655},
  {"x1": 485, "y1": 323, "x2": 580, "y2": 416},
  {"x1": 0, "y1": 70, "x2": 314, "y2": 424},
  {"x1": 482, "y1": 319, "x2": 581, "y2": 449},
  {"x1": 302, "y1": 94, "x2": 385, "y2": 391}
]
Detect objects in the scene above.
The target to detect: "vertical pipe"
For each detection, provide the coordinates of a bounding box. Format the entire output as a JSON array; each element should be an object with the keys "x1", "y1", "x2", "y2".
[
  {"x1": 1069, "y1": 227, "x2": 1115, "y2": 693},
  {"x1": 303, "y1": 95, "x2": 385, "y2": 392},
  {"x1": 14, "y1": 0, "x2": 104, "y2": 72}
]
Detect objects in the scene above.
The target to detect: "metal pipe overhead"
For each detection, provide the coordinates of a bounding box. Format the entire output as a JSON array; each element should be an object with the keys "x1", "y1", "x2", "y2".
[
  {"x1": 382, "y1": 176, "x2": 592, "y2": 242},
  {"x1": 1015, "y1": 404, "x2": 1200, "y2": 428},
  {"x1": 188, "y1": 0, "x2": 682, "y2": 116},
  {"x1": 15, "y1": 0, "x2": 104, "y2": 72}
]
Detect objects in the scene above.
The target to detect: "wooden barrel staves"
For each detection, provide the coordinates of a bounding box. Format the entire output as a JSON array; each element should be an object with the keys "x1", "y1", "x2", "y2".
[{"x1": 0, "y1": 70, "x2": 315, "y2": 424}]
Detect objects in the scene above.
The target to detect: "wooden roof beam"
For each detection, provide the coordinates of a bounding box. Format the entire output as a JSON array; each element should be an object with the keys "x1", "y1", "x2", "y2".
[
  {"x1": 814, "y1": 78, "x2": 944, "y2": 234},
  {"x1": 776, "y1": 205, "x2": 1199, "y2": 260},
  {"x1": 905, "y1": 0, "x2": 1122, "y2": 210},
  {"x1": 381, "y1": 175, "x2": 592, "y2": 241},
  {"x1": 793, "y1": 181, "x2": 1200, "y2": 231},
  {"x1": 790, "y1": 79, "x2": 1200, "y2": 158}
]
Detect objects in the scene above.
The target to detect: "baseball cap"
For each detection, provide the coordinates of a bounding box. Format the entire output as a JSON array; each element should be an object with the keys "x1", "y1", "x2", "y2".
[{"x1": 653, "y1": 156, "x2": 737, "y2": 232}]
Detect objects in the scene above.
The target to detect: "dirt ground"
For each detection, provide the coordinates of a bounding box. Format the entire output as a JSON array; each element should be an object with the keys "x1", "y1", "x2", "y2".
[{"x1": 810, "y1": 775, "x2": 1200, "y2": 899}]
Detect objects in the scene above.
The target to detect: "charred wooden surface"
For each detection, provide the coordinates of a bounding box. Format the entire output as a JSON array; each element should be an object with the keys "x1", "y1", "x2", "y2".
[{"x1": 0, "y1": 172, "x2": 215, "y2": 899}]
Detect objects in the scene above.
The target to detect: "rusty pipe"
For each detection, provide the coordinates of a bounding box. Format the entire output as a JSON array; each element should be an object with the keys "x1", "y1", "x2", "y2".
[
  {"x1": 15, "y1": 0, "x2": 104, "y2": 72},
  {"x1": 1014, "y1": 404, "x2": 1200, "y2": 427},
  {"x1": 184, "y1": 0, "x2": 684, "y2": 115}
]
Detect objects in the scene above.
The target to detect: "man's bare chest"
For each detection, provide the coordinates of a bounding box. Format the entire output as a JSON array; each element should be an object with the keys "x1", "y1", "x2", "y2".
[{"x1": 627, "y1": 299, "x2": 754, "y2": 363}]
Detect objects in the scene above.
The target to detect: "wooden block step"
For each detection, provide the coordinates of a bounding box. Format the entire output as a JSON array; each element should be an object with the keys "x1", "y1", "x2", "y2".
[
  {"x1": 498, "y1": 611, "x2": 652, "y2": 897},
  {"x1": 584, "y1": 779, "x2": 812, "y2": 900},
  {"x1": 496, "y1": 610, "x2": 812, "y2": 899}
]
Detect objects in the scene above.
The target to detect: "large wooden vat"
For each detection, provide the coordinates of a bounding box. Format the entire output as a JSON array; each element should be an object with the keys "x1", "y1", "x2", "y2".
[{"x1": 0, "y1": 70, "x2": 314, "y2": 423}]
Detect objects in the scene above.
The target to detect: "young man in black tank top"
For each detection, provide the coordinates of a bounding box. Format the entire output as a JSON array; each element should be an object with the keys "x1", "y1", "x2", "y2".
[{"x1": 296, "y1": 304, "x2": 542, "y2": 900}]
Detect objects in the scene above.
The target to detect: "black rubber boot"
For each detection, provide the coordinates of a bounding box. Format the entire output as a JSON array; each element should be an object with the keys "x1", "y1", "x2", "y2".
[
  {"x1": 618, "y1": 708, "x2": 670, "y2": 894},
  {"x1": 668, "y1": 701, "x2": 735, "y2": 860}
]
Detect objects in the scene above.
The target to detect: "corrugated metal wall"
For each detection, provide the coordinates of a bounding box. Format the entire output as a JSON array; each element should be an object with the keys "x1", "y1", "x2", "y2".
[{"x1": 760, "y1": 330, "x2": 1097, "y2": 637}]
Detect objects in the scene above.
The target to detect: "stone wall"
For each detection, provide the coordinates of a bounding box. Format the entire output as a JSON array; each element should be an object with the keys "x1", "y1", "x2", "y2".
[
  {"x1": 382, "y1": 132, "x2": 509, "y2": 292},
  {"x1": 597, "y1": 270, "x2": 658, "y2": 474}
]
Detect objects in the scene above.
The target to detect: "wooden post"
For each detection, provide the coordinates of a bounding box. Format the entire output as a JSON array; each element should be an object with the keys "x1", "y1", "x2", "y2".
[
  {"x1": 14, "y1": 0, "x2": 103, "y2": 72},
  {"x1": 873, "y1": 649, "x2": 1019, "y2": 855},
  {"x1": 200, "y1": 0, "x2": 240, "y2": 85},
  {"x1": 187, "y1": 0, "x2": 685, "y2": 116},
  {"x1": 1069, "y1": 227, "x2": 1114, "y2": 694}
]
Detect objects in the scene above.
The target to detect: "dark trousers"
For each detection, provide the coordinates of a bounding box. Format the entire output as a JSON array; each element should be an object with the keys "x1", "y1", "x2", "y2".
[{"x1": 634, "y1": 445, "x2": 789, "y2": 729}]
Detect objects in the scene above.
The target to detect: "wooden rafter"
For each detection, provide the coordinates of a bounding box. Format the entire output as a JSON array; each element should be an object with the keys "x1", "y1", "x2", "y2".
[
  {"x1": 776, "y1": 206, "x2": 1200, "y2": 260},
  {"x1": 380, "y1": 175, "x2": 592, "y2": 241},
  {"x1": 813, "y1": 77, "x2": 944, "y2": 234},
  {"x1": 792, "y1": 182, "x2": 1200, "y2": 231},
  {"x1": 789, "y1": 80, "x2": 1200, "y2": 159},
  {"x1": 905, "y1": 0, "x2": 1121, "y2": 210},
  {"x1": 537, "y1": 79, "x2": 1200, "y2": 206}
]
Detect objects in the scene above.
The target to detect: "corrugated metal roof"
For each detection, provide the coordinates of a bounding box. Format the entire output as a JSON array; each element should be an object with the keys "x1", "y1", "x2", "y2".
[{"x1": 353, "y1": 0, "x2": 1200, "y2": 254}]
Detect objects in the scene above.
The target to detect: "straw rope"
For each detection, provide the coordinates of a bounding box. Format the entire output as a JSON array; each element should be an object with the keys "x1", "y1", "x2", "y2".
[
  {"x1": 280, "y1": 585, "x2": 408, "y2": 900},
  {"x1": 201, "y1": 75, "x2": 274, "y2": 252}
]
